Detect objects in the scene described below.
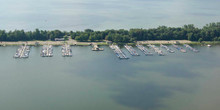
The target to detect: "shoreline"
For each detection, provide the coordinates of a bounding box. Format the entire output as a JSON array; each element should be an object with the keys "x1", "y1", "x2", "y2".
[
  {"x1": 0, "y1": 40, "x2": 109, "y2": 46},
  {"x1": 0, "y1": 40, "x2": 219, "y2": 46}
]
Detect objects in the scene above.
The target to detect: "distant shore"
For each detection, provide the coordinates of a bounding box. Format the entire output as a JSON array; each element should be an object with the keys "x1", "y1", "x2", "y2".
[
  {"x1": 0, "y1": 40, "x2": 107, "y2": 46},
  {"x1": 0, "y1": 40, "x2": 219, "y2": 46}
]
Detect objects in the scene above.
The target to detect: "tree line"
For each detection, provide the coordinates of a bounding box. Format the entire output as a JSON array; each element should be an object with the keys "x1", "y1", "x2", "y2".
[
  {"x1": 0, "y1": 22, "x2": 219, "y2": 42},
  {"x1": 0, "y1": 29, "x2": 65, "y2": 41}
]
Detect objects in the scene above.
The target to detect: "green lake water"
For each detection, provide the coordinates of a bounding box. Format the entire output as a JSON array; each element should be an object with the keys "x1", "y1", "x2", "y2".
[{"x1": 0, "y1": 45, "x2": 220, "y2": 110}]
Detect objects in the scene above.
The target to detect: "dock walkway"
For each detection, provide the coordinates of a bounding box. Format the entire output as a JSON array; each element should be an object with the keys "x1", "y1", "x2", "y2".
[
  {"x1": 62, "y1": 45, "x2": 72, "y2": 57},
  {"x1": 92, "y1": 44, "x2": 104, "y2": 51},
  {"x1": 14, "y1": 44, "x2": 30, "y2": 58},
  {"x1": 136, "y1": 44, "x2": 153, "y2": 56},
  {"x1": 160, "y1": 44, "x2": 175, "y2": 53},
  {"x1": 124, "y1": 45, "x2": 139, "y2": 56},
  {"x1": 41, "y1": 45, "x2": 53, "y2": 57},
  {"x1": 173, "y1": 44, "x2": 187, "y2": 53},
  {"x1": 148, "y1": 44, "x2": 165, "y2": 56},
  {"x1": 184, "y1": 44, "x2": 199, "y2": 53},
  {"x1": 110, "y1": 45, "x2": 128, "y2": 59}
]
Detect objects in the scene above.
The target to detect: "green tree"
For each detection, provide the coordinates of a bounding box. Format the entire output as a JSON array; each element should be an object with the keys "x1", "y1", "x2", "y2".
[
  {"x1": 0, "y1": 30, "x2": 7, "y2": 41},
  {"x1": 198, "y1": 38, "x2": 203, "y2": 42},
  {"x1": 64, "y1": 35, "x2": 69, "y2": 41}
]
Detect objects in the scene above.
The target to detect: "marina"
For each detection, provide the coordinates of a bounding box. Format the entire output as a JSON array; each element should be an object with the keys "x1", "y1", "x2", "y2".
[
  {"x1": 11, "y1": 44, "x2": 203, "y2": 59},
  {"x1": 0, "y1": 44, "x2": 219, "y2": 110},
  {"x1": 148, "y1": 44, "x2": 165, "y2": 56},
  {"x1": 184, "y1": 44, "x2": 199, "y2": 53},
  {"x1": 110, "y1": 45, "x2": 129, "y2": 59},
  {"x1": 160, "y1": 44, "x2": 175, "y2": 53},
  {"x1": 61, "y1": 45, "x2": 72, "y2": 57},
  {"x1": 41, "y1": 45, "x2": 53, "y2": 57},
  {"x1": 173, "y1": 44, "x2": 187, "y2": 53},
  {"x1": 136, "y1": 44, "x2": 153, "y2": 56},
  {"x1": 0, "y1": 0, "x2": 219, "y2": 109},
  {"x1": 124, "y1": 45, "x2": 139, "y2": 56},
  {"x1": 13, "y1": 44, "x2": 30, "y2": 58},
  {"x1": 92, "y1": 44, "x2": 104, "y2": 51}
]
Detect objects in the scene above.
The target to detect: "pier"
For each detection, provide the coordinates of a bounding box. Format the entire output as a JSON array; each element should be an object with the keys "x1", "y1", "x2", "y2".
[
  {"x1": 124, "y1": 45, "x2": 139, "y2": 56},
  {"x1": 173, "y1": 44, "x2": 187, "y2": 53},
  {"x1": 184, "y1": 44, "x2": 199, "y2": 53},
  {"x1": 110, "y1": 45, "x2": 129, "y2": 59},
  {"x1": 92, "y1": 44, "x2": 104, "y2": 51},
  {"x1": 14, "y1": 44, "x2": 30, "y2": 58},
  {"x1": 136, "y1": 44, "x2": 153, "y2": 56},
  {"x1": 160, "y1": 44, "x2": 175, "y2": 53},
  {"x1": 62, "y1": 45, "x2": 72, "y2": 57},
  {"x1": 148, "y1": 44, "x2": 165, "y2": 56},
  {"x1": 41, "y1": 45, "x2": 53, "y2": 57}
]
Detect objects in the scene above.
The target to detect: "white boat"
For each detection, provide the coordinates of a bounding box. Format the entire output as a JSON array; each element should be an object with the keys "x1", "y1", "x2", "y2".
[{"x1": 160, "y1": 44, "x2": 175, "y2": 53}]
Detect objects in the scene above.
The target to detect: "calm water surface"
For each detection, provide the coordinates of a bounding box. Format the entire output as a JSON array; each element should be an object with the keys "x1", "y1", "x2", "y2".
[
  {"x1": 0, "y1": 0, "x2": 219, "y2": 31},
  {"x1": 0, "y1": 45, "x2": 220, "y2": 110}
]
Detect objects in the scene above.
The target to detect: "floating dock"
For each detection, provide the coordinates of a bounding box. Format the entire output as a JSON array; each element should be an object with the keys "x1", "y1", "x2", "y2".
[
  {"x1": 110, "y1": 45, "x2": 129, "y2": 59},
  {"x1": 62, "y1": 45, "x2": 72, "y2": 57},
  {"x1": 124, "y1": 45, "x2": 139, "y2": 56},
  {"x1": 92, "y1": 44, "x2": 104, "y2": 51},
  {"x1": 14, "y1": 44, "x2": 30, "y2": 58},
  {"x1": 184, "y1": 44, "x2": 199, "y2": 53},
  {"x1": 160, "y1": 44, "x2": 175, "y2": 53},
  {"x1": 136, "y1": 44, "x2": 153, "y2": 56},
  {"x1": 173, "y1": 44, "x2": 187, "y2": 53},
  {"x1": 148, "y1": 44, "x2": 165, "y2": 56},
  {"x1": 41, "y1": 45, "x2": 53, "y2": 57}
]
